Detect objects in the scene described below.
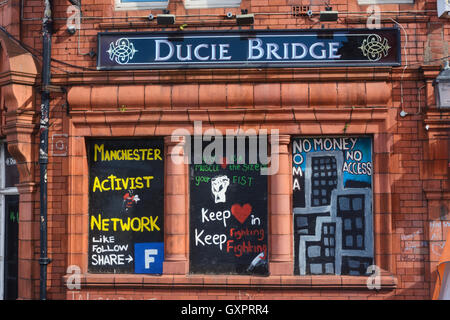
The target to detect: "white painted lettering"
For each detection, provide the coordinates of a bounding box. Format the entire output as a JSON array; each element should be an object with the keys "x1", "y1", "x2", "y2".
[
  {"x1": 155, "y1": 39, "x2": 174, "y2": 61},
  {"x1": 248, "y1": 39, "x2": 264, "y2": 60},
  {"x1": 292, "y1": 43, "x2": 308, "y2": 59},
  {"x1": 309, "y1": 42, "x2": 326, "y2": 59},
  {"x1": 194, "y1": 44, "x2": 210, "y2": 61},
  {"x1": 267, "y1": 43, "x2": 282, "y2": 60},
  {"x1": 219, "y1": 44, "x2": 232, "y2": 60},
  {"x1": 176, "y1": 44, "x2": 192, "y2": 61},
  {"x1": 328, "y1": 42, "x2": 341, "y2": 59}
]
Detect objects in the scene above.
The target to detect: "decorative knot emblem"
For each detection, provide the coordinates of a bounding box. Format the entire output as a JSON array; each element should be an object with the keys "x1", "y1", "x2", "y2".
[
  {"x1": 358, "y1": 34, "x2": 391, "y2": 62},
  {"x1": 107, "y1": 38, "x2": 137, "y2": 65}
]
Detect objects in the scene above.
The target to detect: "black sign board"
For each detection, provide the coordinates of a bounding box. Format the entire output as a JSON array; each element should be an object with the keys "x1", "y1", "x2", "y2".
[
  {"x1": 98, "y1": 28, "x2": 400, "y2": 70},
  {"x1": 87, "y1": 139, "x2": 164, "y2": 274},
  {"x1": 189, "y1": 136, "x2": 269, "y2": 275}
]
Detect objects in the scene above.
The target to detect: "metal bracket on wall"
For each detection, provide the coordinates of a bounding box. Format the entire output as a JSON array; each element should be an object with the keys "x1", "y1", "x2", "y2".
[
  {"x1": 39, "y1": 257, "x2": 52, "y2": 265},
  {"x1": 42, "y1": 85, "x2": 65, "y2": 93}
]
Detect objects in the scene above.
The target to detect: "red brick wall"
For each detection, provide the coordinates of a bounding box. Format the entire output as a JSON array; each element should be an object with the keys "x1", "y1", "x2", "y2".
[{"x1": 0, "y1": 0, "x2": 449, "y2": 300}]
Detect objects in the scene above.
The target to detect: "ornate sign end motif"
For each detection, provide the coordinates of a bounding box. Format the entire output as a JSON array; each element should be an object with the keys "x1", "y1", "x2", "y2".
[
  {"x1": 359, "y1": 34, "x2": 391, "y2": 62},
  {"x1": 107, "y1": 38, "x2": 138, "y2": 65}
]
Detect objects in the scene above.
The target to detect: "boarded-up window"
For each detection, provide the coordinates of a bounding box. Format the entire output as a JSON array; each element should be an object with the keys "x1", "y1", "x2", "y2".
[
  {"x1": 87, "y1": 139, "x2": 164, "y2": 274},
  {"x1": 292, "y1": 136, "x2": 373, "y2": 275},
  {"x1": 189, "y1": 136, "x2": 269, "y2": 275}
]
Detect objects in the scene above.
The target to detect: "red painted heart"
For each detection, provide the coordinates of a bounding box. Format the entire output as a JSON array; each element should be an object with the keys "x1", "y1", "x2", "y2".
[{"x1": 231, "y1": 203, "x2": 252, "y2": 224}]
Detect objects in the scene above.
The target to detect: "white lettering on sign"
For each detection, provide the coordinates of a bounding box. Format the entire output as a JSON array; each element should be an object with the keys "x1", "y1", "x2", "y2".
[
  {"x1": 145, "y1": 249, "x2": 158, "y2": 269},
  {"x1": 90, "y1": 235, "x2": 133, "y2": 266},
  {"x1": 293, "y1": 137, "x2": 358, "y2": 153},
  {"x1": 155, "y1": 40, "x2": 232, "y2": 62},
  {"x1": 194, "y1": 228, "x2": 227, "y2": 250},
  {"x1": 155, "y1": 39, "x2": 342, "y2": 63},
  {"x1": 248, "y1": 39, "x2": 342, "y2": 60},
  {"x1": 201, "y1": 207, "x2": 231, "y2": 227},
  {"x1": 5, "y1": 157, "x2": 16, "y2": 166},
  {"x1": 91, "y1": 254, "x2": 133, "y2": 266}
]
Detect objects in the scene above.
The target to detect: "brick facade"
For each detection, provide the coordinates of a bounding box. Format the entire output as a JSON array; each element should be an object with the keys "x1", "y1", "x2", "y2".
[{"x1": 0, "y1": 0, "x2": 449, "y2": 300}]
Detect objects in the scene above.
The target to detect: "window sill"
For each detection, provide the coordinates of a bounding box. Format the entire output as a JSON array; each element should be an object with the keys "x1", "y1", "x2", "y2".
[
  {"x1": 184, "y1": 0, "x2": 241, "y2": 9},
  {"x1": 357, "y1": 0, "x2": 414, "y2": 4},
  {"x1": 184, "y1": 4, "x2": 240, "y2": 9},
  {"x1": 115, "y1": 2, "x2": 169, "y2": 11},
  {"x1": 66, "y1": 272, "x2": 397, "y2": 291}
]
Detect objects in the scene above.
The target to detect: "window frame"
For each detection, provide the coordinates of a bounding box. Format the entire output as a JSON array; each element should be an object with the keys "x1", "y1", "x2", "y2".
[
  {"x1": 357, "y1": 0, "x2": 414, "y2": 4},
  {"x1": 114, "y1": 0, "x2": 169, "y2": 11},
  {"x1": 0, "y1": 142, "x2": 19, "y2": 300},
  {"x1": 184, "y1": 0, "x2": 241, "y2": 9}
]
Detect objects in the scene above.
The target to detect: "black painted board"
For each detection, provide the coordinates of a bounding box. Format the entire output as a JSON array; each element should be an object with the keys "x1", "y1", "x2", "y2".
[
  {"x1": 189, "y1": 137, "x2": 269, "y2": 275},
  {"x1": 87, "y1": 138, "x2": 164, "y2": 274},
  {"x1": 292, "y1": 137, "x2": 373, "y2": 276},
  {"x1": 4, "y1": 195, "x2": 19, "y2": 300}
]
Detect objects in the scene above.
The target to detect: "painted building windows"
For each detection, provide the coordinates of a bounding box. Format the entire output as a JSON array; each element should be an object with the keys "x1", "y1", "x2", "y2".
[
  {"x1": 310, "y1": 156, "x2": 338, "y2": 207},
  {"x1": 87, "y1": 139, "x2": 165, "y2": 274},
  {"x1": 115, "y1": 0, "x2": 169, "y2": 10},
  {"x1": 292, "y1": 137, "x2": 373, "y2": 276}
]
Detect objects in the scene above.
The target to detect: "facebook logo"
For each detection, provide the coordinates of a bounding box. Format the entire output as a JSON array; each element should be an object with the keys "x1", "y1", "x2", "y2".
[{"x1": 134, "y1": 242, "x2": 164, "y2": 274}]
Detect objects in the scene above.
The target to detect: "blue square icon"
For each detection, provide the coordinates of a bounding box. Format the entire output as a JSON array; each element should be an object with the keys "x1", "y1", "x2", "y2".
[{"x1": 134, "y1": 242, "x2": 164, "y2": 274}]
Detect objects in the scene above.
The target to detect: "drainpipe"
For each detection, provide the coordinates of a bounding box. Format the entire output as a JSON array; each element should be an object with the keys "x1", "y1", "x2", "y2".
[{"x1": 39, "y1": 0, "x2": 52, "y2": 300}]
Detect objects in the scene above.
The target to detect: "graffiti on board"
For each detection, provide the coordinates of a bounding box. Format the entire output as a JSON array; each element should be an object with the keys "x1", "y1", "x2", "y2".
[
  {"x1": 292, "y1": 137, "x2": 373, "y2": 275},
  {"x1": 189, "y1": 136, "x2": 269, "y2": 275},
  {"x1": 88, "y1": 139, "x2": 164, "y2": 274}
]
